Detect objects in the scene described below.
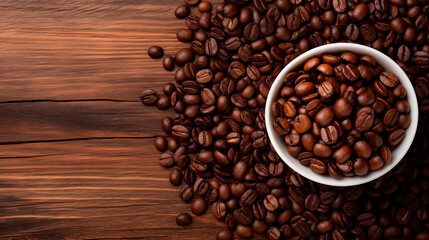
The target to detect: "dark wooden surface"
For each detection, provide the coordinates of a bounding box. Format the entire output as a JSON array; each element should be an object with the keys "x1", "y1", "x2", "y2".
[{"x1": 0, "y1": 0, "x2": 243, "y2": 239}]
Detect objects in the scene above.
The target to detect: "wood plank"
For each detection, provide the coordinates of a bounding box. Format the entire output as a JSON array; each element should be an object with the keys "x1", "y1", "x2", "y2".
[
  {"x1": 0, "y1": 0, "x2": 193, "y2": 102},
  {"x1": 0, "y1": 101, "x2": 171, "y2": 142}
]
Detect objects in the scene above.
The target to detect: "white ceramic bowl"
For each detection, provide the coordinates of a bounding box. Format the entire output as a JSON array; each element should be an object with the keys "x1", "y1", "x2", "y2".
[{"x1": 265, "y1": 43, "x2": 419, "y2": 187}]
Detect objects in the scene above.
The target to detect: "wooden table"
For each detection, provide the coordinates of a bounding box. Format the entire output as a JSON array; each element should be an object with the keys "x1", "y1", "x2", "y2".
[{"x1": 0, "y1": 0, "x2": 235, "y2": 239}]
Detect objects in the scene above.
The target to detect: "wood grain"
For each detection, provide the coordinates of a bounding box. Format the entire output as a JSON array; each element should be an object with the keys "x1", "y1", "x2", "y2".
[{"x1": 0, "y1": 0, "x2": 249, "y2": 239}]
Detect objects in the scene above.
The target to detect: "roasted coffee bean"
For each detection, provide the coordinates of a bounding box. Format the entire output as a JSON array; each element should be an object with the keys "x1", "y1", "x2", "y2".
[
  {"x1": 342, "y1": 63, "x2": 360, "y2": 81},
  {"x1": 388, "y1": 128, "x2": 405, "y2": 146},
  {"x1": 191, "y1": 197, "x2": 207, "y2": 215},
  {"x1": 380, "y1": 71, "x2": 399, "y2": 88},
  {"x1": 205, "y1": 38, "x2": 218, "y2": 57},
  {"x1": 211, "y1": 201, "x2": 227, "y2": 219},
  {"x1": 141, "y1": 90, "x2": 158, "y2": 105},
  {"x1": 263, "y1": 194, "x2": 279, "y2": 212},
  {"x1": 240, "y1": 189, "x2": 258, "y2": 206},
  {"x1": 292, "y1": 220, "x2": 311, "y2": 238},
  {"x1": 320, "y1": 125, "x2": 339, "y2": 144},
  {"x1": 159, "y1": 153, "x2": 174, "y2": 168},
  {"x1": 384, "y1": 108, "x2": 399, "y2": 129},
  {"x1": 176, "y1": 213, "x2": 192, "y2": 226},
  {"x1": 354, "y1": 140, "x2": 372, "y2": 159},
  {"x1": 175, "y1": 48, "x2": 195, "y2": 66},
  {"x1": 234, "y1": 206, "x2": 254, "y2": 225},
  {"x1": 216, "y1": 229, "x2": 233, "y2": 240},
  {"x1": 228, "y1": 61, "x2": 245, "y2": 80},
  {"x1": 293, "y1": 114, "x2": 312, "y2": 134},
  {"x1": 306, "y1": 99, "x2": 323, "y2": 117},
  {"x1": 305, "y1": 193, "x2": 320, "y2": 211},
  {"x1": 355, "y1": 106, "x2": 375, "y2": 132},
  {"x1": 147, "y1": 46, "x2": 164, "y2": 59}
]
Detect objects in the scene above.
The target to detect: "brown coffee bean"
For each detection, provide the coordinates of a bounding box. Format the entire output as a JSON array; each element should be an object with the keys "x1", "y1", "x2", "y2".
[
  {"x1": 196, "y1": 69, "x2": 213, "y2": 83},
  {"x1": 304, "y1": 58, "x2": 321, "y2": 71},
  {"x1": 317, "y1": 63, "x2": 334, "y2": 75},
  {"x1": 169, "y1": 168, "x2": 183, "y2": 185},
  {"x1": 354, "y1": 140, "x2": 372, "y2": 159},
  {"x1": 354, "y1": 158, "x2": 369, "y2": 176},
  {"x1": 342, "y1": 64, "x2": 360, "y2": 81},
  {"x1": 283, "y1": 101, "x2": 297, "y2": 118},
  {"x1": 176, "y1": 213, "x2": 192, "y2": 226},
  {"x1": 368, "y1": 155, "x2": 384, "y2": 171},
  {"x1": 352, "y1": 3, "x2": 369, "y2": 21},
  {"x1": 384, "y1": 108, "x2": 399, "y2": 129},
  {"x1": 293, "y1": 114, "x2": 312, "y2": 134},
  {"x1": 295, "y1": 82, "x2": 315, "y2": 97},
  {"x1": 264, "y1": 194, "x2": 279, "y2": 212},
  {"x1": 191, "y1": 197, "x2": 207, "y2": 215},
  {"x1": 315, "y1": 107, "x2": 335, "y2": 127},
  {"x1": 141, "y1": 90, "x2": 158, "y2": 105},
  {"x1": 313, "y1": 143, "x2": 333, "y2": 158},
  {"x1": 333, "y1": 98, "x2": 352, "y2": 118},
  {"x1": 380, "y1": 71, "x2": 399, "y2": 88},
  {"x1": 171, "y1": 125, "x2": 190, "y2": 141},
  {"x1": 388, "y1": 128, "x2": 405, "y2": 146},
  {"x1": 147, "y1": 46, "x2": 164, "y2": 59},
  {"x1": 321, "y1": 125, "x2": 339, "y2": 145},
  {"x1": 355, "y1": 106, "x2": 375, "y2": 132}
]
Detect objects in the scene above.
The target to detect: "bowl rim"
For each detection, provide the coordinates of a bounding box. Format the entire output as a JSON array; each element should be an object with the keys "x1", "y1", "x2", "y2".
[{"x1": 265, "y1": 43, "x2": 419, "y2": 187}]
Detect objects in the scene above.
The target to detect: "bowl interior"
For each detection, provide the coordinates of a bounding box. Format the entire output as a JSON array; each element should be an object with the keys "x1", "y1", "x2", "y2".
[{"x1": 265, "y1": 43, "x2": 419, "y2": 187}]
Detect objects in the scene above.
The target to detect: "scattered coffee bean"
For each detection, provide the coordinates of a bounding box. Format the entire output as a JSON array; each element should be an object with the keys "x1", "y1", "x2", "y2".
[
  {"x1": 176, "y1": 213, "x2": 192, "y2": 226},
  {"x1": 147, "y1": 46, "x2": 164, "y2": 59},
  {"x1": 175, "y1": 4, "x2": 190, "y2": 19},
  {"x1": 140, "y1": 89, "x2": 158, "y2": 105}
]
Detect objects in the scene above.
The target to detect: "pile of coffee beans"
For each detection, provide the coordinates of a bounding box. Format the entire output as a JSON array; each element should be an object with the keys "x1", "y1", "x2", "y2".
[
  {"x1": 143, "y1": 0, "x2": 429, "y2": 239},
  {"x1": 271, "y1": 52, "x2": 410, "y2": 177}
]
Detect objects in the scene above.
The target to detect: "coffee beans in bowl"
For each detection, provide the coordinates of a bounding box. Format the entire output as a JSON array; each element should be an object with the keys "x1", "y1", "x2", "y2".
[{"x1": 266, "y1": 43, "x2": 418, "y2": 186}]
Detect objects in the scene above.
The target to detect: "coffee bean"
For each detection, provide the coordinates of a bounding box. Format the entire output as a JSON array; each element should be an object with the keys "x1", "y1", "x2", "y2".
[
  {"x1": 228, "y1": 61, "x2": 246, "y2": 80},
  {"x1": 234, "y1": 206, "x2": 254, "y2": 225},
  {"x1": 342, "y1": 63, "x2": 360, "y2": 81},
  {"x1": 309, "y1": 159, "x2": 327, "y2": 174},
  {"x1": 315, "y1": 107, "x2": 335, "y2": 127},
  {"x1": 171, "y1": 125, "x2": 190, "y2": 140},
  {"x1": 293, "y1": 114, "x2": 312, "y2": 134},
  {"x1": 197, "y1": 1, "x2": 211, "y2": 12},
  {"x1": 175, "y1": 48, "x2": 195, "y2": 66},
  {"x1": 263, "y1": 194, "x2": 279, "y2": 212},
  {"x1": 147, "y1": 46, "x2": 164, "y2": 59},
  {"x1": 191, "y1": 197, "x2": 207, "y2": 215},
  {"x1": 184, "y1": 0, "x2": 199, "y2": 5},
  {"x1": 159, "y1": 153, "x2": 174, "y2": 168},
  {"x1": 305, "y1": 193, "x2": 320, "y2": 211},
  {"x1": 380, "y1": 71, "x2": 399, "y2": 88},
  {"x1": 141, "y1": 90, "x2": 158, "y2": 105},
  {"x1": 240, "y1": 189, "x2": 258, "y2": 206},
  {"x1": 388, "y1": 128, "x2": 405, "y2": 146},
  {"x1": 196, "y1": 69, "x2": 213, "y2": 84},
  {"x1": 176, "y1": 213, "x2": 192, "y2": 226},
  {"x1": 292, "y1": 220, "x2": 311, "y2": 238},
  {"x1": 355, "y1": 106, "x2": 375, "y2": 132},
  {"x1": 216, "y1": 229, "x2": 233, "y2": 240},
  {"x1": 354, "y1": 140, "x2": 372, "y2": 159},
  {"x1": 384, "y1": 108, "x2": 399, "y2": 129},
  {"x1": 211, "y1": 201, "x2": 227, "y2": 219},
  {"x1": 333, "y1": 0, "x2": 347, "y2": 12}
]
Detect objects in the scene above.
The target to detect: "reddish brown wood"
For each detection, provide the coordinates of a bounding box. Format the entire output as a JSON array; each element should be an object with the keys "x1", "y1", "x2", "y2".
[{"x1": 0, "y1": 0, "x2": 259, "y2": 239}]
